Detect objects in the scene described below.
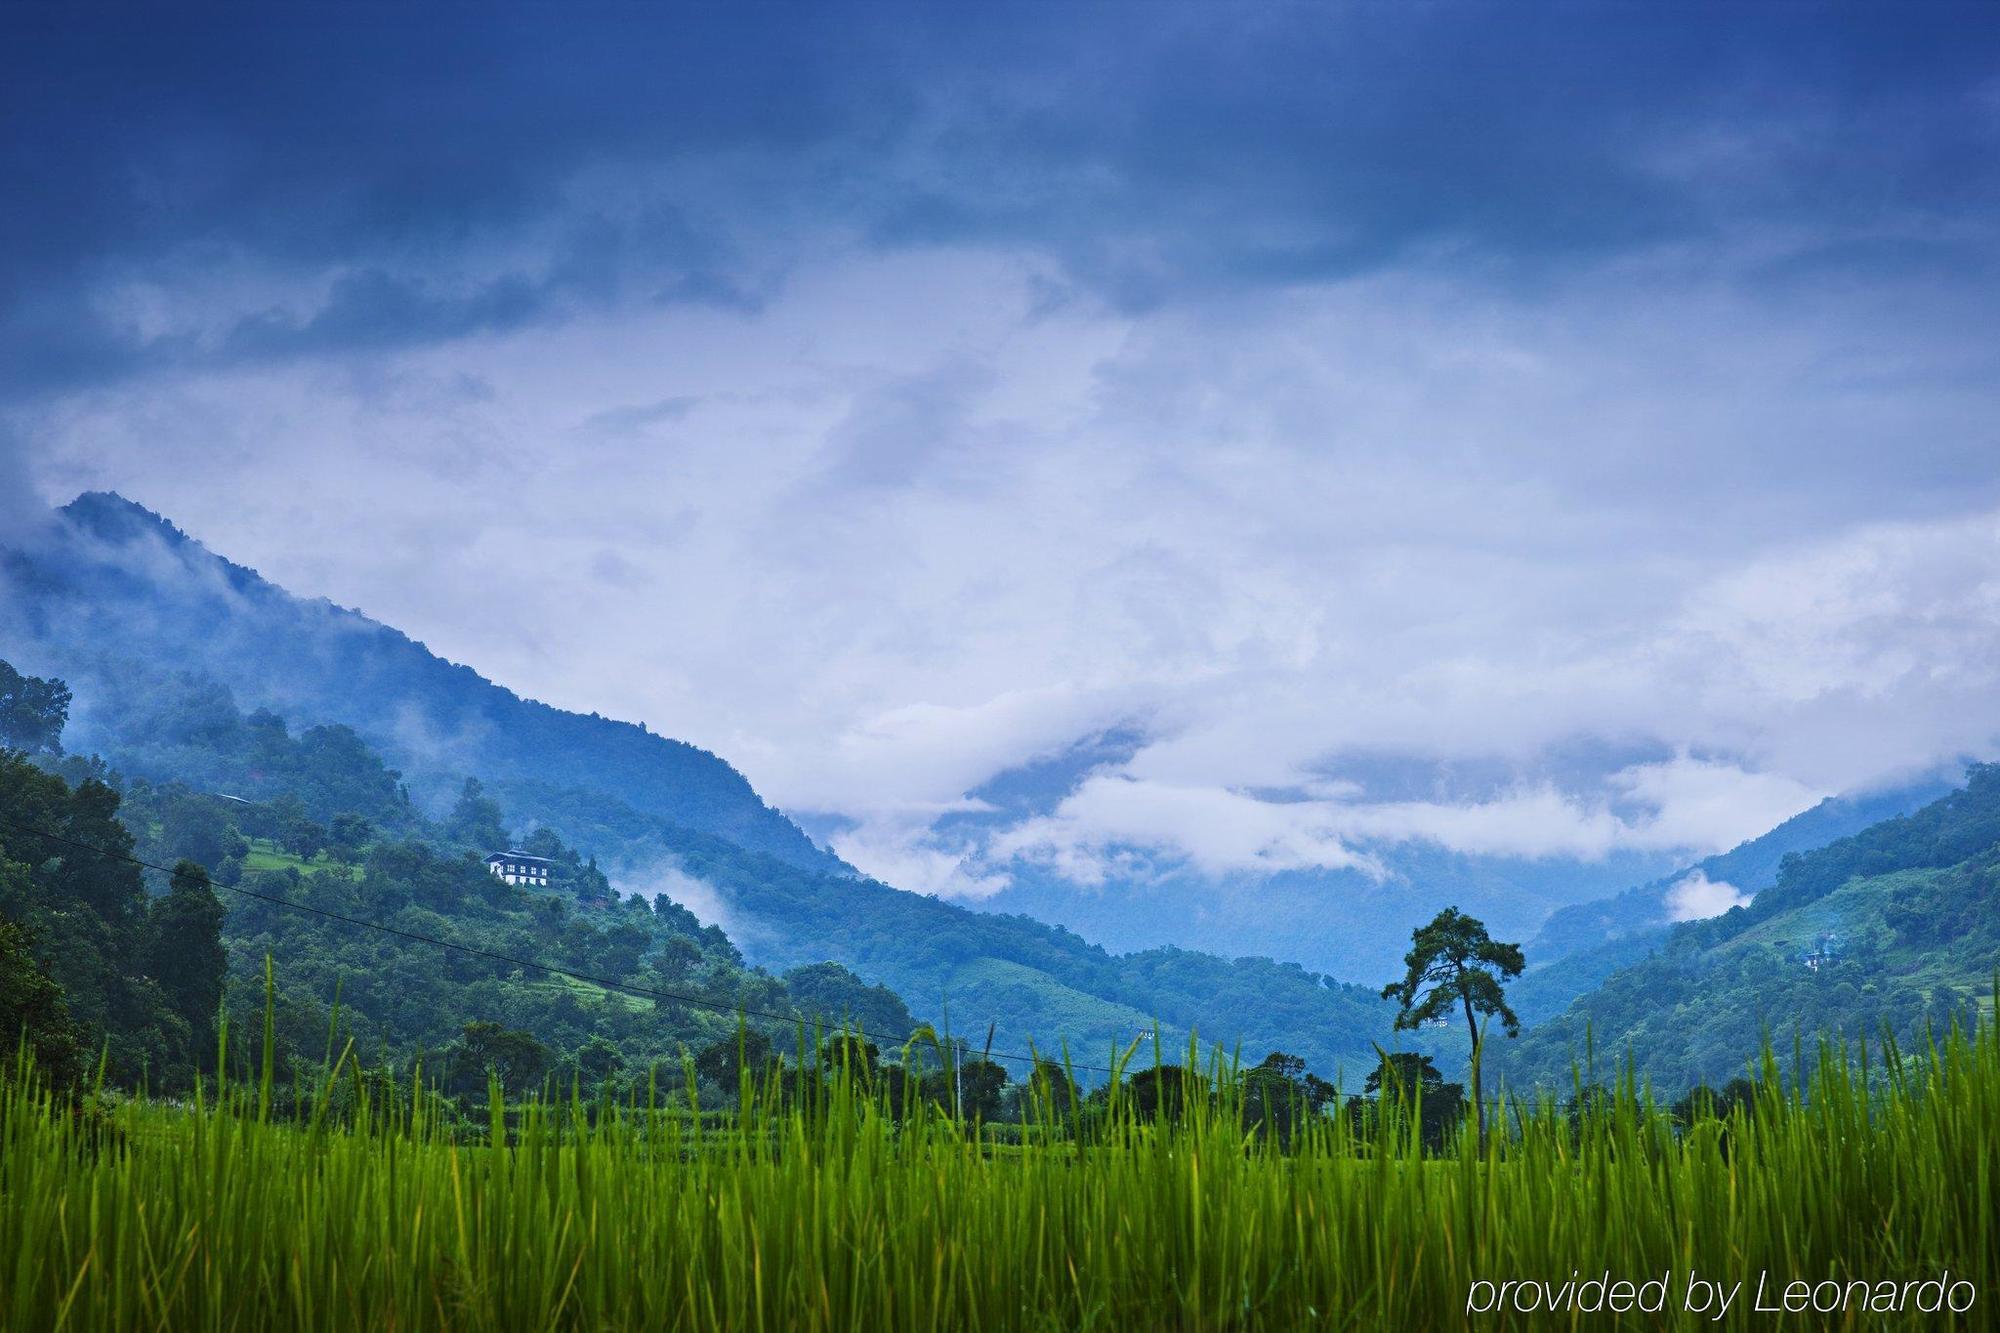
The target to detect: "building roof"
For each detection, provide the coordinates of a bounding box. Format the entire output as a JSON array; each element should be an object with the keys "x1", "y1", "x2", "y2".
[{"x1": 484, "y1": 851, "x2": 557, "y2": 867}]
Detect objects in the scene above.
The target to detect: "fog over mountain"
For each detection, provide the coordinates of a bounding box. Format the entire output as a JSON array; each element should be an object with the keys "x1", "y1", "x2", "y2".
[
  {"x1": 5, "y1": 6, "x2": 2000, "y2": 979},
  {"x1": 0, "y1": 493, "x2": 1966, "y2": 982}
]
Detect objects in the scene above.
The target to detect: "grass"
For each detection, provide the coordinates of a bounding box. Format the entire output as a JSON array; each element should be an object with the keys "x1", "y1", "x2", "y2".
[
  {"x1": 242, "y1": 838, "x2": 364, "y2": 882},
  {"x1": 519, "y1": 971, "x2": 649, "y2": 1013},
  {"x1": 1, "y1": 1007, "x2": 1995, "y2": 1330}
]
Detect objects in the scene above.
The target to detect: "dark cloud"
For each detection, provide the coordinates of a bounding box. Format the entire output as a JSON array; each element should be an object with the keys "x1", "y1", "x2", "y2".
[{"x1": 4, "y1": 3, "x2": 1997, "y2": 397}]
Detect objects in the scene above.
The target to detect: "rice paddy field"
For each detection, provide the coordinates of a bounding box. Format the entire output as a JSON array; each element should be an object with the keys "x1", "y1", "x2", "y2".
[{"x1": 1, "y1": 1021, "x2": 1995, "y2": 1331}]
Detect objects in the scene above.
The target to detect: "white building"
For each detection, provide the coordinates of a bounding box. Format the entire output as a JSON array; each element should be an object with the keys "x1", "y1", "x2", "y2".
[{"x1": 484, "y1": 851, "x2": 555, "y2": 887}]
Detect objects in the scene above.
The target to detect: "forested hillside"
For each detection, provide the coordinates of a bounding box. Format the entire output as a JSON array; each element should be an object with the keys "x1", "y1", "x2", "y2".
[
  {"x1": 0, "y1": 661, "x2": 916, "y2": 1099},
  {"x1": 1, "y1": 493, "x2": 835, "y2": 871},
  {"x1": 1509, "y1": 777, "x2": 1952, "y2": 1026},
  {"x1": 1527, "y1": 778, "x2": 1952, "y2": 963},
  {"x1": 659, "y1": 828, "x2": 1409, "y2": 1076},
  {"x1": 398, "y1": 748, "x2": 1414, "y2": 1076},
  {"x1": 1, "y1": 654, "x2": 1412, "y2": 1090},
  {"x1": 1500, "y1": 767, "x2": 2000, "y2": 1093},
  {"x1": 0, "y1": 492, "x2": 1437, "y2": 1082}
]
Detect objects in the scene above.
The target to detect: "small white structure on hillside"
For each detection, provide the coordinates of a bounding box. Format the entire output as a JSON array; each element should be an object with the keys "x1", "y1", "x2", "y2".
[
  {"x1": 485, "y1": 851, "x2": 555, "y2": 888},
  {"x1": 1801, "y1": 932, "x2": 1844, "y2": 972}
]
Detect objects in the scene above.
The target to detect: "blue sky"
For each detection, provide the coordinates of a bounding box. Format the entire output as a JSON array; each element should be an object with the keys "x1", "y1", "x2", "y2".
[{"x1": 6, "y1": 3, "x2": 2000, "y2": 929}]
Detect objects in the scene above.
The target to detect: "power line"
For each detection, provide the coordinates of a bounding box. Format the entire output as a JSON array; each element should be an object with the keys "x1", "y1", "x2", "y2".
[{"x1": 0, "y1": 812, "x2": 1461, "y2": 1105}]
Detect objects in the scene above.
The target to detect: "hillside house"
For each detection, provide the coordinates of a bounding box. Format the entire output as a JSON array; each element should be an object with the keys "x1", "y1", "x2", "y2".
[
  {"x1": 1801, "y1": 932, "x2": 1844, "y2": 972},
  {"x1": 485, "y1": 851, "x2": 555, "y2": 888}
]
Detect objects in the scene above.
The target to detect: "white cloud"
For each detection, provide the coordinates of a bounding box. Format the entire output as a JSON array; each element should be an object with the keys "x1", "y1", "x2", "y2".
[
  {"x1": 989, "y1": 774, "x2": 1384, "y2": 884},
  {"x1": 832, "y1": 814, "x2": 1014, "y2": 901},
  {"x1": 1664, "y1": 869, "x2": 1754, "y2": 922},
  {"x1": 1330, "y1": 788, "x2": 1629, "y2": 861},
  {"x1": 615, "y1": 862, "x2": 752, "y2": 940},
  {"x1": 977, "y1": 757, "x2": 1821, "y2": 893},
  {"x1": 20, "y1": 241, "x2": 2000, "y2": 915},
  {"x1": 1604, "y1": 755, "x2": 1822, "y2": 855}
]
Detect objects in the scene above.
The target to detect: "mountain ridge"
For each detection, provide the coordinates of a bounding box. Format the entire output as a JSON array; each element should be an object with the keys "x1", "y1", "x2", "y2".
[
  {"x1": 0, "y1": 494, "x2": 1421, "y2": 1077},
  {"x1": 4, "y1": 492, "x2": 840, "y2": 874},
  {"x1": 12, "y1": 491, "x2": 1968, "y2": 1088},
  {"x1": 1499, "y1": 766, "x2": 2000, "y2": 1093},
  {"x1": 1528, "y1": 778, "x2": 1957, "y2": 963}
]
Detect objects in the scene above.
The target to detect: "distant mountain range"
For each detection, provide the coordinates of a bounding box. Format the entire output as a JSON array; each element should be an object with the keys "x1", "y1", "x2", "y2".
[
  {"x1": 1499, "y1": 768, "x2": 2000, "y2": 1094},
  {"x1": 1509, "y1": 777, "x2": 1954, "y2": 1026},
  {"x1": 8, "y1": 491, "x2": 1984, "y2": 1090},
  {"x1": 1529, "y1": 781, "x2": 1955, "y2": 962}
]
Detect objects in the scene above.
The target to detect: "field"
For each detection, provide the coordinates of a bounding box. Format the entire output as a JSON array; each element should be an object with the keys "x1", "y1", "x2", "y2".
[
  {"x1": 241, "y1": 839, "x2": 363, "y2": 881},
  {"x1": 1, "y1": 1021, "x2": 1995, "y2": 1331}
]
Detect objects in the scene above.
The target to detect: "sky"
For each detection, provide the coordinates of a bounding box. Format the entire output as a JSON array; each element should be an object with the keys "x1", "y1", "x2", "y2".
[{"x1": 5, "y1": 3, "x2": 2000, "y2": 916}]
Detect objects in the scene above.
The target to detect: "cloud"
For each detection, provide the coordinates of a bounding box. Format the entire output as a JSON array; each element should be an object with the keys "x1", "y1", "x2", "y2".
[
  {"x1": 1605, "y1": 756, "x2": 1822, "y2": 855},
  {"x1": 220, "y1": 269, "x2": 553, "y2": 361},
  {"x1": 9, "y1": 5, "x2": 2000, "y2": 948},
  {"x1": 976, "y1": 756, "x2": 1819, "y2": 894},
  {"x1": 583, "y1": 396, "x2": 702, "y2": 435},
  {"x1": 23, "y1": 248, "x2": 2000, "y2": 905},
  {"x1": 0, "y1": 427, "x2": 52, "y2": 545},
  {"x1": 989, "y1": 775, "x2": 1383, "y2": 884},
  {"x1": 832, "y1": 814, "x2": 1013, "y2": 901},
  {"x1": 7, "y1": 6, "x2": 1998, "y2": 399},
  {"x1": 1664, "y1": 869, "x2": 1754, "y2": 922},
  {"x1": 615, "y1": 861, "x2": 750, "y2": 941}
]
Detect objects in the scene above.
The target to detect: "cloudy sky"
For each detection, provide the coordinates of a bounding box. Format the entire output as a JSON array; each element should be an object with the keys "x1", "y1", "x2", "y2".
[{"x1": 6, "y1": 4, "x2": 2000, "y2": 920}]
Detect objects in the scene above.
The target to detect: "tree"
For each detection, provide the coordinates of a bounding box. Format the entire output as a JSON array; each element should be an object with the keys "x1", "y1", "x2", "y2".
[
  {"x1": 1362, "y1": 1048, "x2": 1466, "y2": 1150},
  {"x1": 1364, "y1": 1050, "x2": 1443, "y2": 1097},
  {"x1": 448, "y1": 779, "x2": 509, "y2": 853},
  {"x1": 1243, "y1": 1051, "x2": 1314, "y2": 1141},
  {"x1": 1381, "y1": 907, "x2": 1523, "y2": 1152},
  {"x1": 0, "y1": 752, "x2": 183, "y2": 1085},
  {"x1": 783, "y1": 960, "x2": 916, "y2": 1040},
  {"x1": 327, "y1": 812, "x2": 373, "y2": 860},
  {"x1": 695, "y1": 1028, "x2": 776, "y2": 1090},
  {"x1": 448, "y1": 1020, "x2": 548, "y2": 1100},
  {"x1": 571, "y1": 1035, "x2": 624, "y2": 1090},
  {"x1": 957, "y1": 1058, "x2": 1009, "y2": 1121},
  {"x1": 147, "y1": 861, "x2": 228, "y2": 1068},
  {"x1": 0, "y1": 660, "x2": 70, "y2": 755},
  {"x1": 651, "y1": 935, "x2": 704, "y2": 986},
  {"x1": 280, "y1": 812, "x2": 328, "y2": 860},
  {"x1": 0, "y1": 918, "x2": 85, "y2": 1088},
  {"x1": 1124, "y1": 1064, "x2": 1204, "y2": 1122},
  {"x1": 161, "y1": 796, "x2": 231, "y2": 868}
]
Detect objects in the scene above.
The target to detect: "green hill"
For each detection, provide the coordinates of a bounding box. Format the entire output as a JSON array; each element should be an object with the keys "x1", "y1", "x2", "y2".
[
  {"x1": 1513, "y1": 778, "x2": 1951, "y2": 1033},
  {"x1": 2, "y1": 643, "x2": 1414, "y2": 1084},
  {"x1": 1500, "y1": 766, "x2": 2000, "y2": 1094},
  {"x1": 0, "y1": 659, "x2": 928, "y2": 1097},
  {"x1": 611, "y1": 808, "x2": 1411, "y2": 1080}
]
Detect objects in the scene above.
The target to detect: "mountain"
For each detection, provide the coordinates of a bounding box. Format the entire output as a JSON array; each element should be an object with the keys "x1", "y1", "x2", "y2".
[
  {"x1": 1528, "y1": 780, "x2": 1955, "y2": 963},
  {"x1": 971, "y1": 841, "x2": 1685, "y2": 997},
  {"x1": 1, "y1": 493, "x2": 835, "y2": 871},
  {"x1": 0, "y1": 675, "x2": 915, "y2": 1095},
  {"x1": 1508, "y1": 777, "x2": 1955, "y2": 1026},
  {"x1": 1498, "y1": 766, "x2": 2000, "y2": 1094},
  {"x1": 4, "y1": 493, "x2": 1796, "y2": 991},
  {"x1": 0, "y1": 495, "x2": 1420, "y2": 1080}
]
